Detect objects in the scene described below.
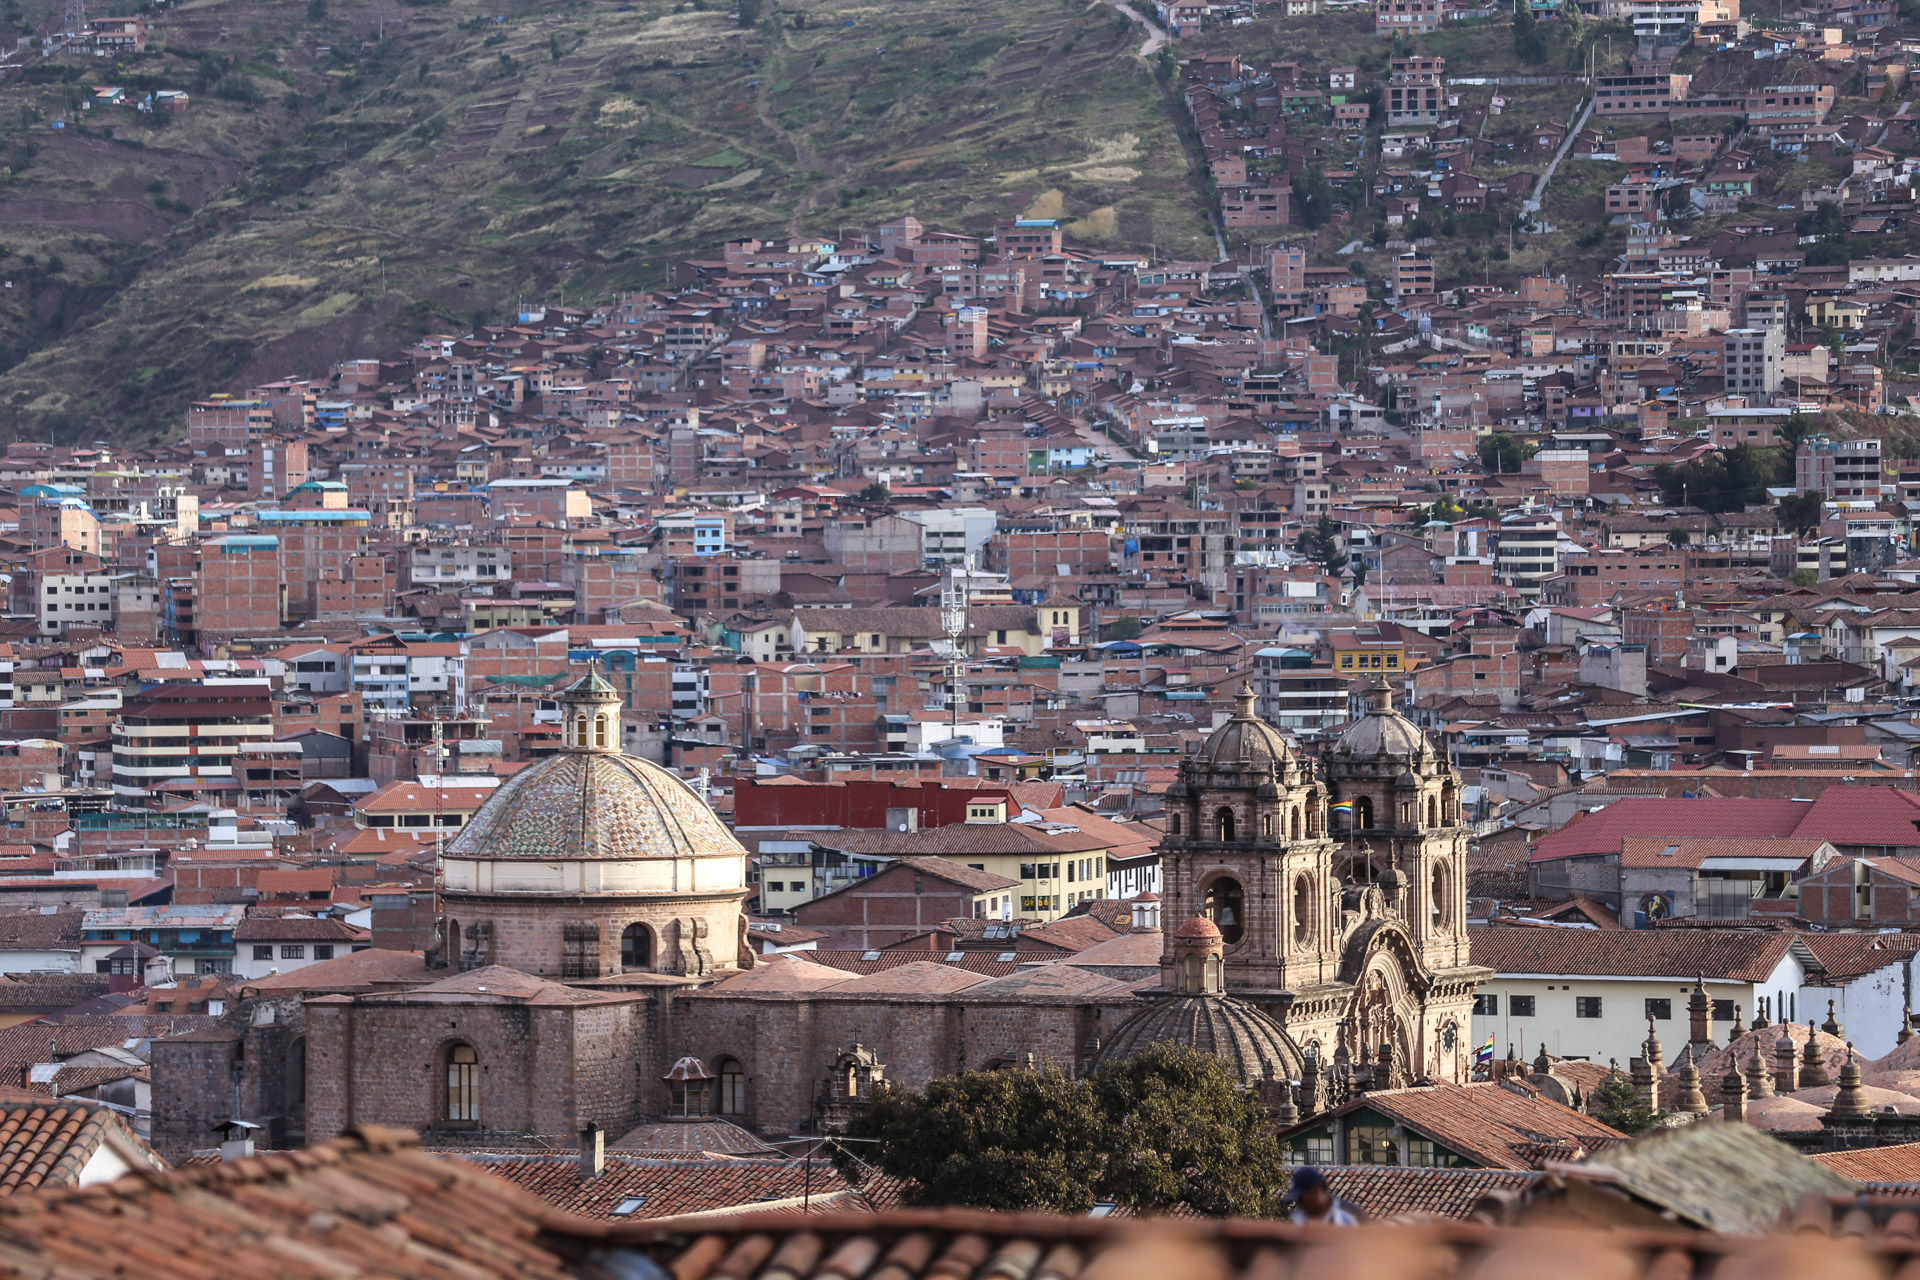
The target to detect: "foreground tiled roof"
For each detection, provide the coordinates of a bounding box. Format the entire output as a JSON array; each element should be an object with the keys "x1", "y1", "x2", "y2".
[
  {"x1": 458, "y1": 1154, "x2": 883, "y2": 1220},
  {"x1": 1470, "y1": 926, "x2": 1795, "y2": 983},
  {"x1": 0, "y1": 1103, "x2": 157, "y2": 1193},
  {"x1": 1321, "y1": 1165, "x2": 1542, "y2": 1220}
]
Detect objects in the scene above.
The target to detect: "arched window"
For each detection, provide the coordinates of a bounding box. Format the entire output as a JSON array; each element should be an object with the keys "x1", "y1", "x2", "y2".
[
  {"x1": 1426, "y1": 795, "x2": 1438, "y2": 827},
  {"x1": 1431, "y1": 862, "x2": 1450, "y2": 930},
  {"x1": 1291, "y1": 807, "x2": 1302, "y2": 840},
  {"x1": 716, "y1": 1059, "x2": 746, "y2": 1115},
  {"x1": 1262, "y1": 814, "x2": 1275, "y2": 838},
  {"x1": 1215, "y1": 807, "x2": 1237, "y2": 843},
  {"x1": 1442, "y1": 781, "x2": 1458, "y2": 825},
  {"x1": 1203, "y1": 876, "x2": 1245, "y2": 944},
  {"x1": 1181, "y1": 954, "x2": 1202, "y2": 992},
  {"x1": 1355, "y1": 796, "x2": 1375, "y2": 829},
  {"x1": 594, "y1": 714, "x2": 609, "y2": 749},
  {"x1": 620, "y1": 923, "x2": 652, "y2": 972},
  {"x1": 443, "y1": 916, "x2": 461, "y2": 968},
  {"x1": 1293, "y1": 874, "x2": 1313, "y2": 946},
  {"x1": 446, "y1": 1044, "x2": 479, "y2": 1122},
  {"x1": 1169, "y1": 814, "x2": 1181, "y2": 836},
  {"x1": 573, "y1": 716, "x2": 589, "y2": 748}
]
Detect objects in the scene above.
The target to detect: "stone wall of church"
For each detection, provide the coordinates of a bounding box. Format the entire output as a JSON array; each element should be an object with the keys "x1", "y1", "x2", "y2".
[
  {"x1": 305, "y1": 997, "x2": 648, "y2": 1142},
  {"x1": 443, "y1": 893, "x2": 748, "y2": 978},
  {"x1": 664, "y1": 994, "x2": 1123, "y2": 1136},
  {"x1": 150, "y1": 1028, "x2": 242, "y2": 1164}
]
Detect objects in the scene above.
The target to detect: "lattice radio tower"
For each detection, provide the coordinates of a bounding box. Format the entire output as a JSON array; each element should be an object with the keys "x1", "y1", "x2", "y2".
[
  {"x1": 940, "y1": 555, "x2": 972, "y2": 735},
  {"x1": 65, "y1": 0, "x2": 85, "y2": 38}
]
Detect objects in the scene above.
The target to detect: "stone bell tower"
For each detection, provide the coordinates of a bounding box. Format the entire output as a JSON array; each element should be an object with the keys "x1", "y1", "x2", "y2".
[
  {"x1": 1323, "y1": 679, "x2": 1469, "y2": 972},
  {"x1": 1159, "y1": 686, "x2": 1340, "y2": 994}
]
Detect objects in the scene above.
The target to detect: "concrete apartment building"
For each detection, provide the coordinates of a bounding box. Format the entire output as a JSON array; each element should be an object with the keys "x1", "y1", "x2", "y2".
[
  {"x1": 1386, "y1": 56, "x2": 1445, "y2": 125},
  {"x1": 1798, "y1": 436, "x2": 1884, "y2": 501},
  {"x1": 1722, "y1": 327, "x2": 1784, "y2": 401}
]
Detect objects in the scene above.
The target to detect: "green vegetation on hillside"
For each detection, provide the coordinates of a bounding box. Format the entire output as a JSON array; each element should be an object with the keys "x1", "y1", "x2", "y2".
[{"x1": 0, "y1": 0, "x2": 1210, "y2": 440}]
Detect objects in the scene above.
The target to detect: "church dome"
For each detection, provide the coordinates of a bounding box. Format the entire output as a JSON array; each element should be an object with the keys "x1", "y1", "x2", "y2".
[
  {"x1": 446, "y1": 751, "x2": 743, "y2": 861},
  {"x1": 441, "y1": 674, "x2": 746, "y2": 888},
  {"x1": 1199, "y1": 685, "x2": 1295, "y2": 770},
  {"x1": 1091, "y1": 991, "x2": 1305, "y2": 1086},
  {"x1": 1333, "y1": 680, "x2": 1435, "y2": 764}
]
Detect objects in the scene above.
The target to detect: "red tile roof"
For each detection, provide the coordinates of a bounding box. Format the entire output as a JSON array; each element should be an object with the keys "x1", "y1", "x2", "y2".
[
  {"x1": 1469, "y1": 925, "x2": 1797, "y2": 982},
  {"x1": 0, "y1": 1102, "x2": 158, "y2": 1193},
  {"x1": 1287, "y1": 1081, "x2": 1627, "y2": 1171},
  {"x1": 1529, "y1": 799, "x2": 1807, "y2": 863},
  {"x1": 457, "y1": 1154, "x2": 886, "y2": 1220},
  {"x1": 1812, "y1": 1141, "x2": 1920, "y2": 1182}
]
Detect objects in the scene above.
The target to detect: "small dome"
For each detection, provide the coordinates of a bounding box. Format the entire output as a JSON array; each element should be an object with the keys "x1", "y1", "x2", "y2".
[
  {"x1": 1334, "y1": 680, "x2": 1434, "y2": 764},
  {"x1": 1739, "y1": 1095, "x2": 1826, "y2": 1132},
  {"x1": 1200, "y1": 685, "x2": 1295, "y2": 770},
  {"x1": 1174, "y1": 915, "x2": 1222, "y2": 941},
  {"x1": 1788, "y1": 1083, "x2": 1920, "y2": 1114},
  {"x1": 446, "y1": 750, "x2": 744, "y2": 861},
  {"x1": 1092, "y1": 992, "x2": 1304, "y2": 1086}
]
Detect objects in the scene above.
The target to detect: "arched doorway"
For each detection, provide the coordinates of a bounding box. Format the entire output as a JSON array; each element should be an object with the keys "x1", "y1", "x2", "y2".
[{"x1": 620, "y1": 923, "x2": 652, "y2": 972}]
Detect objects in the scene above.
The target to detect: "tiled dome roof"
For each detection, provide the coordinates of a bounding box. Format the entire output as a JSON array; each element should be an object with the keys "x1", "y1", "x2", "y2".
[
  {"x1": 1333, "y1": 681, "x2": 1435, "y2": 764},
  {"x1": 1199, "y1": 686, "x2": 1294, "y2": 770},
  {"x1": 1091, "y1": 992, "x2": 1304, "y2": 1085},
  {"x1": 445, "y1": 751, "x2": 744, "y2": 861}
]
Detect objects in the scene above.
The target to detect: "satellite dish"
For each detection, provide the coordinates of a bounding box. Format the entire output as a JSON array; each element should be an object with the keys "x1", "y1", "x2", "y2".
[{"x1": 897, "y1": 823, "x2": 908, "y2": 832}]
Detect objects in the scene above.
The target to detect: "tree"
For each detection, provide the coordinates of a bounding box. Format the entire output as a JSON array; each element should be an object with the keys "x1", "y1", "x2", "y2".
[
  {"x1": 837, "y1": 1066, "x2": 1109, "y2": 1213},
  {"x1": 1291, "y1": 167, "x2": 1334, "y2": 230},
  {"x1": 306, "y1": 0, "x2": 327, "y2": 20},
  {"x1": 1779, "y1": 411, "x2": 1816, "y2": 458},
  {"x1": 1511, "y1": 0, "x2": 1548, "y2": 62},
  {"x1": 737, "y1": 0, "x2": 764, "y2": 26},
  {"x1": 1590, "y1": 1070, "x2": 1660, "y2": 1136},
  {"x1": 1478, "y1": 433, "x2": 1537, "y2": 474},
  {"x1": 1104, "y1": 614, "x2": 1143, "y2": 641},
  {"x1": 1296, "y1": 514, "x2": 1347, "y2": 575},
  {"x1": 836, "y1": 1045, "x2": 1287, "y2": 1216},
  {"x1": 1085, "y1": 1044, "x2": 1286, "y2": 1218},
  {"x1": 1777, "y1": 489, "x2": 1825, "y2": 538},
  {"x1": 1666, "y1": 526, "x2": 1691, "y2": 546},
  {"x1": 1789, "y1": 567, "x2": 1820, "y2": 588},
  {"x1": 856, "y1": 481, "x2": 891, "y2": 502},
  {"x1": 1652, "y1": 444, "x2": 1789, "y2": 513}
]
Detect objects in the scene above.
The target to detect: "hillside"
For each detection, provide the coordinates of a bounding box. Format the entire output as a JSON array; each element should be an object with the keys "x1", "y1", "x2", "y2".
[{"x1": 0, "y1": 0, "x2": 1210, "y2": 441}]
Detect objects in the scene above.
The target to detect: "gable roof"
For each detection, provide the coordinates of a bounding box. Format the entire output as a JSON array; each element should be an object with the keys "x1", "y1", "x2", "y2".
[
  {"x1": 1469, "y1": 926, "x2": 1797, "y2": 983},
  {"x1": 0, "y1": 1102, "x2": 160, "y2": 1194},
  {"x1": 1529, "y1": 799, "x2": 1808, "y2": 863},
  {"x1": 1289, "y1": 1081, "x2": 1627, "y2": 1171}
]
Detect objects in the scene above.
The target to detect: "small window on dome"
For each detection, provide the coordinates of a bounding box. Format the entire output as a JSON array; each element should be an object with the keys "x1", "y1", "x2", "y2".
[{"x1": 594, "y1": 714, "x2": 609, "y2": 749}]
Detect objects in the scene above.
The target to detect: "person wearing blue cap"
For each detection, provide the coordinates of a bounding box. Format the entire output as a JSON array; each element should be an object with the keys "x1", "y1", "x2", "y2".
[{"x1": 1286, "y1": 1166, "x2": 1363, "y2": 1225}]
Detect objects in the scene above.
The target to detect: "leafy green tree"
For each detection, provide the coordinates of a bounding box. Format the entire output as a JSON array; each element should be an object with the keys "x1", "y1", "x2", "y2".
[
  {"x1": 737, "y1": 0, "x2": 764, "y2": 26},
  {"x1": 856, "y1": 481, "x2": 891, "y2": 502},
  {"x1": 307, "y1": 0, "x2": 327, "y2": 20},
  {"x1": 1296, "y1": 514, "x2": 1347, "y2": 575},
  {"x1": 837, "y1": 1066, "x2": 1109, "y2": 1212},
  {"x1": 1653, "y1": 444, "x2": 1788, "y2": 513},
  {"x1": 1291, "y1": 167, "x2": 1334, "y2": 229},
  {"x1": 1779, "y1": 411, "x2": 1816, "y2": 458},
  {"x1": 836, "y1": 1045, "x2": 1286, "y2": 1216},
  {"x1": 1789, "y1": 567, "x2": 1820, "y2": 588},
  {"x1": 1591, "y1": 1070, "x2": 1660, "y2": 1136},
  {"x1": 1086, "y1": 1044, "x2": 1286, "y2": 1217},
  {"x1": 1104, "y1": 614, "x2": 1142, "y2": 641},
  {"x1": 1667, "y1": 526, "x2": 1690, "y2": 546},
  {"x1": 1478, "y1": 433, "x2": 1537, "y2": 474},
  {"x1": 1512, "y1": 0, "x2": 1548, "y2": 62},
  {"x1": 1776, "y1": 489, "x2": 1825, "y2": 538}
]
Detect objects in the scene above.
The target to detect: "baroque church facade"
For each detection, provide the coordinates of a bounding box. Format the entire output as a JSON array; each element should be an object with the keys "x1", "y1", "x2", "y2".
[{"x1": 151, "y1": 676, "x2": 1485, "y2": 1159}]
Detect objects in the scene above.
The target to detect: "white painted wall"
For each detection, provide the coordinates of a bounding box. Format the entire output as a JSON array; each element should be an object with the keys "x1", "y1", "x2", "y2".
[{"x1": 1470, "y1": 953, "x2": 1805, "y2": 1061}]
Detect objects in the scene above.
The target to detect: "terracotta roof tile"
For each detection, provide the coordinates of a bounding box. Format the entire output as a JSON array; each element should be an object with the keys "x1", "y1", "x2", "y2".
[{"x1": 1470, "y1": 925, "x2": 1796, "y2": 983}]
